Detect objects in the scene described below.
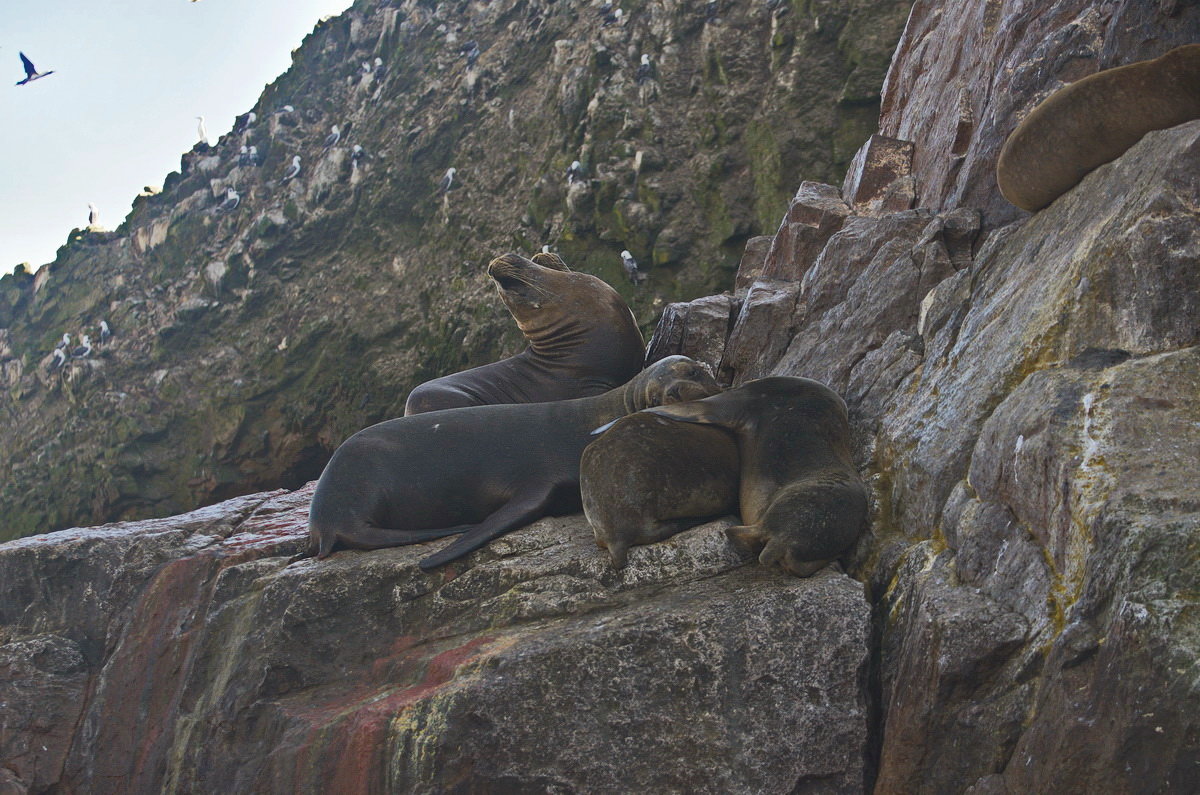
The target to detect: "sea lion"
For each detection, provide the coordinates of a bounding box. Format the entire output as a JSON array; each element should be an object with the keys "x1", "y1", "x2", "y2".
[
  {"x1": 403, "y1": 252, "x2": 645, "y2": 414},
  {"x1": 997, "y1": 44, "x2": 1200, "y2": 212},
  {"x1": 645, "y1": 376, "x2": 867, "y2": 577},
  {"x1": 309, "y1": 355, "x2": 722, "y2": 569},
  {"x1": 581, "y1": 412, "x2": 739, "y2": 568}
]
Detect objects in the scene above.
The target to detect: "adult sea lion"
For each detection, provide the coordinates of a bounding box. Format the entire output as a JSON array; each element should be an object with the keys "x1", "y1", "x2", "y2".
[
  {"x1": 645, "y1": 376, "x2": 867, "y2": 577},
  {"x1": 997, "y1": 44, "x2": 1200, "y2": 212},
  {"x1": 581, "y1": 412, "x2": 739, "y2": 568},
  {"x1": 404, "y1": 252, "x2": 645, "y2": 414},
  {"x1": 309, "y1": 356, "x2": 721, "y2": 569}
]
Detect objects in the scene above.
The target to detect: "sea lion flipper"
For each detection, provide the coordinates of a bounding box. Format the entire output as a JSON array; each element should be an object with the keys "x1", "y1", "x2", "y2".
[{"x1": 418, "y1": 485, "x2": 557, "y2": 570}]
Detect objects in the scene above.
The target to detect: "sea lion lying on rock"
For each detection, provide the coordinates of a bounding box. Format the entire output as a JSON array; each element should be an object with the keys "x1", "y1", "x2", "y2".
[
  {"x1": 581, "y1": 412, "x2": 739, "y2": 568},
  {"x1": 997, "y1": 44, "x2": 1200, "y2": 212},
  {"x1": 309, "y1": 355, "x2": 722, "y2": 570},
  {"x1": 645, "y1": 376, "x2": 867, "y2": 577},
  {"x1": 404, "y1": 252, "x2": 645, "y2": 415}
]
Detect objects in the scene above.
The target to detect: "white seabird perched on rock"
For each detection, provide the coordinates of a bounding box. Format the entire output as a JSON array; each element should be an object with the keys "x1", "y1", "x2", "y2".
[
  {"x1": 274, "y1": 105, "x2": 295, "y2": 115},
  {"x1": 361, "y1": 61, "x2": 372, "y2": 74},
  {"x1": 99, "y1": 320, "x2": 111, "y2": 344},
  {"x1": 50, "y1": 348, "x2": 68, "y2": 370},
  {"x1": 374, "y1": 57, "x2": 385, "y2": 77},
  {"x1": 16, "y1": 52, "x2": 54, "y2": 86},
  {"x1": 282, "y1": 155, "x2": 301, "y2": 183},
  {"x1": 636, "y1": 54, "x2": 655, "y2": 84},
  {"x1": 218, "y1": 187, "x2": 240, "y2": 212},
  {"x1": 248, "y1": 145, "x2": 260, "y2": 166},
  {"x1": 238, "y1": 145, "x2": 250, "y2": 166},
  {"x1": 567, "y1": 160, "x2": 584, "y2": 185},
  {"x1": 196, "y1": 116, "x2": 210, "y2": 146},
  {"x1": 56, "y1": 332, "x2": 71, "y2": 350},
  {"x1": 87, "y1": 203, "x2": 99, "y2": 227},
  {"x1": 351, "y1": 144, "x2": 366, "y2": 162},
  {"x1": 621, "y1": 250, "x2": 646, "y2": 284},
  {"x1": 323, "y1": 125, "x2": 341, "y2": 149},
  {"x1": 440, "y1": 167, "x2": 456, "y2": 193},
  {"x1": 603, "y1": 7, "x2": 623, "y2": 26},
  {"x1": 70, "y1": 335, "x2": 92, "y2": 359}
]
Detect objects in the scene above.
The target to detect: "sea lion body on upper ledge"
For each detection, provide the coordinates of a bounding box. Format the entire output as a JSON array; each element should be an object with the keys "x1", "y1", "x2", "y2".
[
  {"x1": 581, "y1": 412, "x2": 739, "y2": 568},
  {"x1": 646, "y1": 377, "x2": 867, "y2": 578},
  {"x1": 404, "y1": 252, "x2": 645, "y2": 415},
  {"x1": 309, "y1": 356, "x2": 721, "y2": 569},
  {"x1": 997, "y1": 44, "x2": 1200, "y2": 212}
]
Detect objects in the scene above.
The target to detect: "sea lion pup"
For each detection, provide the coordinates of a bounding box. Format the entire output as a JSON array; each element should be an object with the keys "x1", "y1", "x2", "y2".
[
  {"x1": 997, "y1": 44, "x2": 1200, "y2": 212},
  {"x1": 403, "y1": 252, "x2": 645, "y2": 415},
  {"x1": 645, "y1": 377, "x2": 867, "y2": 577},
  {"x1": 581, "y1": 412, "x2": 739, "y2": 568},
  {"x1": 308, "y1": 356, "x2": 721, "y2": 569}
]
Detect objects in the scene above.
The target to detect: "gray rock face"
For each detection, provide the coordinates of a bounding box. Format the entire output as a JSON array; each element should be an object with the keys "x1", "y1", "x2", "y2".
[{"x1": 0, "y1": 490, "x2": 870, "y2": 793}]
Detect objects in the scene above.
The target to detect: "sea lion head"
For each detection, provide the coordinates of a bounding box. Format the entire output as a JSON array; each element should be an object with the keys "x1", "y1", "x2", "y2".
[
  {"x1": 643, "y1": 376, "x2": 848, "y2": 433},
  {"x1": 486, "y1": 252, "x2": 643, "y2": 367},
  {"x1": 623, "y1": 355, "x2": 722, "y2": 412}
]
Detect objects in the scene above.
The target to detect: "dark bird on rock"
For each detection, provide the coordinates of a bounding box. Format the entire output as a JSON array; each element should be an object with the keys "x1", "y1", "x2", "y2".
[
  {"x1": 323, "y1": 124, "x2": 341, "y2": 149},
  {"x1": 16, "y1": 52, "x2": 54, "y2": 85},
  {"x1": 621, "y1": 249, "x2": 646, "y2": 284},
  {"x1": 282, "y1": 155, "x2": 301, "y2": 182},
  {"x1": 636, "y1": 53, "x2": 655, "y2": 84},
  {"x1": 70, "y1": 335, "x2": 92, "y2": 359},
  {"x1": 218, "y1": 187, "x2": 240, "y2": 212},
  {"x1": 567, "y1": 160, "x2": 584, "y2": 185},
  {"x1": 603, "y1": 8, "x2": 623, "y2": 26}
]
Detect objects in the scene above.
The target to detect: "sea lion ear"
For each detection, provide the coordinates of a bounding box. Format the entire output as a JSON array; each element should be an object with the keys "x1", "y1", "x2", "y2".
[
  {"x1": 531, "y1": 252, "x2": 571, "y2": 271},
  {"x1": 725, "y1": 524, "x2": 768, "y2": 554}
]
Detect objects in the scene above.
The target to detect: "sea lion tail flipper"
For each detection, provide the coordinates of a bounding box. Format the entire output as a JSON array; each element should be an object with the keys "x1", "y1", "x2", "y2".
[
  {"x1": 418, "y1": 487, "x2": 554, "y2": 571},
  {"x1": 725, "y1": 524, "x2": 768, "y2": 554},
  {"x1": 607, "y1": 540, "x2": 630, "y2": 569},
  {"x1": 758, "y1": 536, "x2": 788, "y2": 568}
]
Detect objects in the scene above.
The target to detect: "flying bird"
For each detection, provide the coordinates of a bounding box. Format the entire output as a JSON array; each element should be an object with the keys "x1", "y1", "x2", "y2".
[
  {"x1": 16, "y1": 52, "x2": 54, "y2": 86},
  {"x1": 282, "y1": 155, "x2": 301, "y2": 182},
  {"x1": 621, "y1": 250, "x2": 646, "y2": 284},
  {"x1": 196, "y1": 116, "x2": 210, "y2": 146},
  {"x1": 439, "y1": 167, "x2": 456, "y2": 193},
  {"x1": 323, "y1": 124, "x2": 341, "y2": 149}
]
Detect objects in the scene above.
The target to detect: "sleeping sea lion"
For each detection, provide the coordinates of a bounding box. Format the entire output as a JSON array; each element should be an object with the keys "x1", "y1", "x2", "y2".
[
  {"x1": 645, "y1": 376, "x2": 867, "y2": 577},
  {"x1": 581, "y1": 412, "x2": 739, "y2": 568},
  {"x1": 309, "y1": 356, "x2": 722, "y2": 569},
  {"x1": 404, "y1": 252, "x2": 645, "y2": 414},
  {"x1": 997, "y1": 44, "x2": 1200, "y2": 212}
]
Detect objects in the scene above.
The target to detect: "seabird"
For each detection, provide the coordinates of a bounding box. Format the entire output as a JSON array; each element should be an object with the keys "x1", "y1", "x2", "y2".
[
  {"x1": 351, "y1": 144, "x2": 366, "y2": 163},
  {"x1": 50, "y1": 348, "x2": 68, "y2": 370},
  {"x1": 99, "y1": 321, "x2": 111, "y2": 344},
  {"x1": 248, "y1": 111, "x2": 256, "y2": 125},
  {"x1": 248, "y1": 145, "x2": 260, "y2": 166},
  {"x1": 621, "y1": 250, "x2": 646, "y2": 284},
  {"x1": 56, "y1": 333, "x2": 71, "y2": 350},
  {"x1": 541, "y1": 245, "x2": 552, "y2": 253},
  {"x1": 70, "y1": 335, "x2": 92, "y2": 359},
  {"x1": 462, "y1": 40, "x2": 480, "y2": 66},
  {"x1": 274, "y1": 105, "x2": 295, "y2": 115},
  {"x1": 88, "y1": 203, "x2": 99, "y2": 227},
  {"x1": 196, "y1": 116, "x2": 210, "y2": 146},
  {"x1": 705, "y1": 1, "x2": 720, "y2": 23},
  {"x1": 16, "y1": 52, "x2": 54, "y2": 86},
  {"x1": 567, "y1": 160, "x2": 584, "y2": 185},
  {"x1": 218, "y1": 187, "x2": 240, "y2": 212},
  {"x1": 361, "y1": 61, "x2": 372, "y2": 74},
  {"x1": 282, "y1": 155, "x2": 301, "y2": 182},
  {"x1": 374, "y1": 57, "x2": 385, "y2": 77},
  {"x1": 439, "y1": 167, "x2": 456, "y2": 192},
  {"x1": 238, "y1": 145, "x2": 250, "y2": 166},
  {"x1": 636, "y1": 54, "x2": 654, "y2": 84},
  {"x1": 323, "y1": 124, "x2": 341, "y2": 149},
  {"x1": 603, "y1": 8, "x2": 623, "y2": 26}
]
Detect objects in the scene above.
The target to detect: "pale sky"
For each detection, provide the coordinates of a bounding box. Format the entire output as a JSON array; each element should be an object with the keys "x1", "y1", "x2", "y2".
[{"x1": 1, "y1": 0, "x2": 354, "y2": 274}]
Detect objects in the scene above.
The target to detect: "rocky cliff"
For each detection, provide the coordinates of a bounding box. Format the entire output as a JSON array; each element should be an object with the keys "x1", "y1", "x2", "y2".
[
  {"x1": 0, "y1": 0, "x2": 910, "y2": 542},
  {"x1": 3, "y1": 0, "x2": 1200, "y2": 792}
]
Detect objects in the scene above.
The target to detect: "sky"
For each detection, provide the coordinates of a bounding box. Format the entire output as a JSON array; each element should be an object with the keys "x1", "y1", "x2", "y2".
[{"x1": 1, "y1": 0, "x2": 354, "y2": 275}]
